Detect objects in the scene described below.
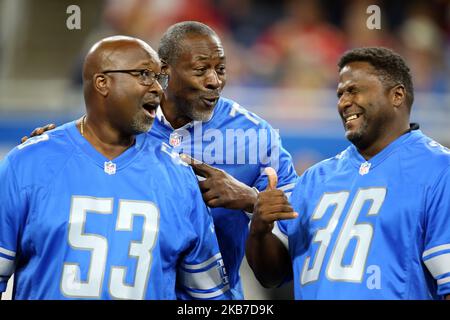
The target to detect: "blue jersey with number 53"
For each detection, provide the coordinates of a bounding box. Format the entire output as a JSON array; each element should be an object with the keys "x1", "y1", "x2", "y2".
[
  {"x1": 0, "y1": 121, "x2": 230, "y2": 300},
  {"x1": 278, "y1": 130, "x2": 450, "y2": 299}
]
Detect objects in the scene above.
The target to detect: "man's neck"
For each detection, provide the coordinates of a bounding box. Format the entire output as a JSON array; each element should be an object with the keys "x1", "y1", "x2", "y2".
[
  {"x1": 159, "y1": 99, "x2": 192, "y2": 129},
  {"x1": 357, "y1": 123, "x2": 413, "y2": 161},
  {"x1": 78, "y1": 116, "x2": 135, "y2": 160}
]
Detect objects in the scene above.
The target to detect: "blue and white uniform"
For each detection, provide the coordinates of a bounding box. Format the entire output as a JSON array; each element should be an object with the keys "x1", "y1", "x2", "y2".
[
  {"x1": 278, "y1": 129, "x2": 450, "y2": 299},
  {"x1": 0, "y1": 121, "x2": 230, "y2": 300}
]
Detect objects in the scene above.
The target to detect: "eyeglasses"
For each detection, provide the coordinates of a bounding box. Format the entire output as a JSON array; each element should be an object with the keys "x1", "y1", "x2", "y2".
[{"x1": 102, "y1": 69, "x2": 169, "y2": 89}]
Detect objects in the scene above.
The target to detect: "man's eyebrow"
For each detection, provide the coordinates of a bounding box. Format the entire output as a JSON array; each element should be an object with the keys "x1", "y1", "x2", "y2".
[
  {"x1": 336, "y1": 83, "x2": 354, "y2": 96},
  {"x1": 193, "y1": 54, "x2": 226, "y2": 62},
  {"x1": 193, "y1": 55, "x2": 209, "y2": 61}
]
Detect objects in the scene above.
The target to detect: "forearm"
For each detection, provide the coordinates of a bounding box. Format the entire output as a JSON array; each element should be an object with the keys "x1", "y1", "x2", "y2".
[
  {"x1": 246, "y1": 232, "x2": 292, "y2": 288},
  {"x1": 242, "y1": 186, "x2": 258, "y2": 213}
]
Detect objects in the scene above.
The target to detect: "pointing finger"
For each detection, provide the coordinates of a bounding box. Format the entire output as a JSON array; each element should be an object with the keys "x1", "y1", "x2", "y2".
[{"x1": 180, "y1": 153, "x2": 217, "y2": 178}]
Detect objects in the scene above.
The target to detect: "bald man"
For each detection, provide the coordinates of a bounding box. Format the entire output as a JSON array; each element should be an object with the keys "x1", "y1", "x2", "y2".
[{"x1": 0, "y1": 36, "x2": 230, "y2": 300}]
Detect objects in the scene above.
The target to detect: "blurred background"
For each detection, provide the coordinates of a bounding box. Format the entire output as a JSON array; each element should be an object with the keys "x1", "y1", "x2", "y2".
[{"x1": 0, "y1": 0, "x2": 449, "y2": 299}]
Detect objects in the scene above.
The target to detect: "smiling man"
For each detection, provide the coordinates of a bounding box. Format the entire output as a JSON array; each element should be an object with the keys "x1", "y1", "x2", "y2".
[
  {"x1": 0, "y1": 36, "x2": 230, "y2": 300},
  {"x1": 19, "y1": 22, "x2": 298, "y2": 300},
  {"x1": 246, "y1": 47, "x2": 450, "y2": 300}
]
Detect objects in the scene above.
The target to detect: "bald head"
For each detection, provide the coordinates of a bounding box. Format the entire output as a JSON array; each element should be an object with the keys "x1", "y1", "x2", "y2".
[{"x1": 83, "y1": 35, "x2": 159, "y2": 82}]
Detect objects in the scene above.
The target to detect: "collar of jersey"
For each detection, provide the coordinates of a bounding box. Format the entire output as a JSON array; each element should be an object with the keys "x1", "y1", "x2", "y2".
[
  {"x1": 348, "y1": 129, "x2": 422, "y2": 170},
  {"x1": 156, "y1": 101, "x2": 218, "y2": 132},
  {"x1": 66, "y1": 120, "x2": 147, "y2": 171}
]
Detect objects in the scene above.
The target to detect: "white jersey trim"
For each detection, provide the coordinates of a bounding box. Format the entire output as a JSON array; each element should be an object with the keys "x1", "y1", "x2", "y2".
[
  {"x1": 437, "y1": 276, "x2": 450, "y2": 286},
  {"x1": 186, "y1": 284, "x2": 231, "y2": 299},
  {"x1": 423, "y1": 253, "x2": 450, "y2": 279},
  {"x1": 423, "y1": 244, "x2": 450, "y2": 258},
  {"x1": 279, "y1": 183, "x2": 295, "y2": 192},
  {"x1": 181, "y1": 253, "x2": 223, "y2": 271},
  {"x1": 0, "y1": 247, "x2": 15, "y2": 258},
  {"x1": 0, "y1": 257, "x2": 15, "y2": 276},
  {"x1": 180, "y1": 267, "x2": 225, "y2": 291}
]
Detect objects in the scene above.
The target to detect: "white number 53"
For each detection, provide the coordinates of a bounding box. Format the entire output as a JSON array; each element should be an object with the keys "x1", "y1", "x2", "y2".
[{"x1": 61, "y1": 196, "x2": 159, "y2": 299}]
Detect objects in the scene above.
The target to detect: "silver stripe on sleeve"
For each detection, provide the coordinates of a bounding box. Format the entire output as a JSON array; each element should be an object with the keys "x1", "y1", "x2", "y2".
[
  {"x1": 279, "y1": 183, "x2": 296, "y2": 192},
  {"x1": 186, "y1": 284, "x2": 230, "y2": 299},
  {"x1": 423, "y1": 244, "x2": 450, "y2": 258},
  {"x1": 423, "y1": 253, "x2": 450, "y2": 278},
  {"x1": 0, "y1": 247, "x2": 16, "y2": 258},
  {"x1": 181, "y1": 253, "x2": 223, "y2": 270},
  {"x1": 437, "y1": 276, "x2": 450, "y2": 286},
  {"x1": 0, "y1": 257, "x2": 15, "y2": 276},
  {"x1": 180, "y1": 266, "x2": 225, "y2": 290}
]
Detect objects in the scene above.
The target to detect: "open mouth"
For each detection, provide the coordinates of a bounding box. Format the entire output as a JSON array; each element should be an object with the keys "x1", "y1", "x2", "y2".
[
  {"x1": 344, "y1": 113, "x2": 362, "y2": 124},
  {"x1": 142, "y1": 102, "x2": 158, "y2": 118},
  {"x1": 201, "y1": 96, "x2": 219, "y2": 108}
]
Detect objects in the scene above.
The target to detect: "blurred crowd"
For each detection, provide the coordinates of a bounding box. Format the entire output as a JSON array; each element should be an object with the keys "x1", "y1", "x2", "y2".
[{"x1": 74, "y1": 0, "x2": 450, "y2": 94}]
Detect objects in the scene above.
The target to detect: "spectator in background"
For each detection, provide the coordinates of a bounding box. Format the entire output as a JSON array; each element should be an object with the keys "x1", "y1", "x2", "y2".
[
  {"x1": 250, "y1": 0, "x2": 346, "y2": 89},
  {"x1": 398, "y1": 1, "x2": 449, "y2": 94},
  {"x1": 342, "y1": 0, "x2": 395, "y2": 49}
]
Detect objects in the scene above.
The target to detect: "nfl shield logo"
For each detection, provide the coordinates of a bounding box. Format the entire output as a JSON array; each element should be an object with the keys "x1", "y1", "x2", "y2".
[
  {"x1": 169, "y1": 132, "x2": 182, "y2": 147},
  {"x1": 359, "y1": 161, "x2": 371, "y2": 175},
  {"x1": 104, "y1": 161, "x2": 116, "y2": 175}
]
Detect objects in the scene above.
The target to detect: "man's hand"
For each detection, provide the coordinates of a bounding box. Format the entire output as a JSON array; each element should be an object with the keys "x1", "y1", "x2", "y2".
[
  {"x1": 250, "y1": 167, "x2": 298, "y2": 238},
  {"x1": 245, "y1": 167, "x2": 296, "y2": 288},
  {"x1": 20, "y1": 124, "x2": 56, "y2": 143},
  {"x1": 180, "y1": 154, "x2": 258, "y2": 212}
]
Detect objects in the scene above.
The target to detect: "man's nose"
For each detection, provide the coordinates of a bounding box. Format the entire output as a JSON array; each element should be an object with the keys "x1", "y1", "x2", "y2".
[
  {"x1": 148, "y1": 79, "x2": 163, "y2": 98},
  {"x1": 204, "y1": 70, "x2": 222, "y2": 90},
  {"x1": 338, "y1": 92, "x2": 352, "y2": 111}
]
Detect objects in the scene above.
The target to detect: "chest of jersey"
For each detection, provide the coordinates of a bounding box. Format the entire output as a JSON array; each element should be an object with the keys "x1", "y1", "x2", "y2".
[
  {"x1": 19, "y1": 157, "x2": 193, "y2": 299},
  {"x1": 290, "y1": 159, "x2": 428, "y2": 299}
]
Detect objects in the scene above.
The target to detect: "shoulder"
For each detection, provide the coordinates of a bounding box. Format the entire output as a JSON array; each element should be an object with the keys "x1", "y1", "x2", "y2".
[
  {"x1": 213, "y1": 97, "x2": 273, "y2": 130},
  {"x1": 4, "y1": 122, "x2": 76, "y2": 184},
  {"x1": 307, "y1": 147, "x2": 351, "y2": 175},
  {"x1": 145, "y1": 137, "x2": 198, "y2": 186},
  {"x1": 294, "y1": 147, "x2": 351, "y2": 190},
  {"x1": 9, "y1": 122, "x2": 74, "y2": 162},
  {"x1": 401, "y1": 131, "x2": 450, "y2": 174}
]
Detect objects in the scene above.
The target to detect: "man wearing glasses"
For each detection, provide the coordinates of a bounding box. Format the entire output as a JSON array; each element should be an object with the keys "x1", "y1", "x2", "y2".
[
  {"x1": 0, "y1": 35, "x2": 230, "y2": 300},
  {"x1": 21, "y1": 21, "x2": 298, "y2": 300}
]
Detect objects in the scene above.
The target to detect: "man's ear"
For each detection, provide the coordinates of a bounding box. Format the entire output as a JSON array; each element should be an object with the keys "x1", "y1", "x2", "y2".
[
  {"x1": 161, "y1": 59, "x2": 170, "y2": 76},
  {"x1": 94, "y1": 73, "x2": 109, "y2": 97},
  {"x1": 391, "y1": 84, "x2": 406, "y2": 108}
]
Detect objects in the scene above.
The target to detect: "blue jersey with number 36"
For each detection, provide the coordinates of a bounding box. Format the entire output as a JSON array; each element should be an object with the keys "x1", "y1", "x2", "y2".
[
  {"x1": 0, "y1": 121, "x2": 230, "y2": 300},
  {"x1": 278, "y1": 130, "x2": 450, "y2": 299}
]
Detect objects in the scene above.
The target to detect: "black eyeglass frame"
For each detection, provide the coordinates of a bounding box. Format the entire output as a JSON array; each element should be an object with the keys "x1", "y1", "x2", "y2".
[{"x1": 102, "y1": 69, "x2": 168, "y2": 89}]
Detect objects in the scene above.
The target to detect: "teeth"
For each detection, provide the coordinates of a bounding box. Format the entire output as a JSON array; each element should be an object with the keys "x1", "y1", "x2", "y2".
[{"x1": 346, "y1": 114, "x2": 359, "y2": 122}]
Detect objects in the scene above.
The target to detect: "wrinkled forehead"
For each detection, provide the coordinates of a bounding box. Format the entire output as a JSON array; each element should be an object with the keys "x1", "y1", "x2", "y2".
[
  {"x1": 338, "y1": 61, "x2": 380, "y2": 88},
  {"x1": 180, "y1": 34, "x2": 225, "y2": 61},
  {"x1": 102, "y1": 42, "x2": 161, "y2": 70}
]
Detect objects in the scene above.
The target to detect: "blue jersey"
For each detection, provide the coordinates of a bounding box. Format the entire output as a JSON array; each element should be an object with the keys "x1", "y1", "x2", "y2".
[
  {"x1": 0, "y1": 121, "x2": 230, "y2": 300},
  {"x1": 278, "y1": 130, "x2": 450, "y2": 299},
  {"x1": 152, "y1": 97, "x2": 298, "y2": 298}
]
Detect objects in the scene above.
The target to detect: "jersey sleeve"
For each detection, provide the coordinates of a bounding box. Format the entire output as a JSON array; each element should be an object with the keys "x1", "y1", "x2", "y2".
[
  {"x1": 0, "y1": 156, "x2": 27, "y2": 293},
  {"x1": 176, "y1": 175, "x2": 231, "y2": 300},
  {"x1": 422, "y1": 166, "x2": 450, "y2": 297},
  {"x1": 253, "y1": 125, "x2": 298, "y2": 197}
]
